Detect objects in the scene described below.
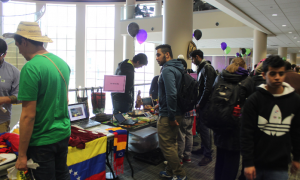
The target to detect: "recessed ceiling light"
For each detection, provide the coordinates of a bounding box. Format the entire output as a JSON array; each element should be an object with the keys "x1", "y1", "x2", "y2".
[
  {"x1": 282, "y1": 25, "x2": 286, "y2": 27},
  {"x1": 294, "y1": 37, "x2": 298, "y2": 39},
  {"x1": 289, "y1": 32, "x2": 292, "y2": 34},
  {"x1": 272, "y1": 14, "x2": 277, "y2": 16}
]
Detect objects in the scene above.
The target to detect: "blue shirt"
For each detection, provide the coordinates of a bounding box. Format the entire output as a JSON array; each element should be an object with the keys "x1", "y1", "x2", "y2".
[{"x1": 0, "y1": 60, "x2": 20, "y2": 123}]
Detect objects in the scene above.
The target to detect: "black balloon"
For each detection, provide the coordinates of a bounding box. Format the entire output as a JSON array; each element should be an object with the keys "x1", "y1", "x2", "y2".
[
  {"x1": 194, "y1": 29, "x2": 202, "y2": 41},
  {"x1": 127, "y1": 22, "x2": 140, "y2": 38},
  {"x1": 241, "y1": 48, "x2": 246, "y2": 55}
]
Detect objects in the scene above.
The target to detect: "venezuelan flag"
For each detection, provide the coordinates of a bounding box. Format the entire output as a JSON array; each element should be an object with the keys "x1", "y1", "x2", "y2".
[{"x1": 67, "y1": 136, "x2": 107, "y2": 180}]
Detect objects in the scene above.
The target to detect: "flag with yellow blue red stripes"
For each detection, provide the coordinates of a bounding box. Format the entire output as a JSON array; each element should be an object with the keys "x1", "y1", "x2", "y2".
[{"x1": 67, "y1": 136, "x2": 107, "y2": 180}]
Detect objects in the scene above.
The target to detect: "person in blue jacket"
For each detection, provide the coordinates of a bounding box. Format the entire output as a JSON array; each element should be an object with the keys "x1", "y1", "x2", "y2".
[{"x1": 155, "y1": 44, "x2": 186, "y2": 180}]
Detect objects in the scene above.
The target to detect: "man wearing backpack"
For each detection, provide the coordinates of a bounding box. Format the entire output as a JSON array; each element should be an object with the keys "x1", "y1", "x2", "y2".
[
  {"x1": 241, "y1": 55, "x2": 300, "y2": 180},
  {"x1": 190, "y1": 49, "x2": 217, "y2": 166},
  {"x1": 155, "y1": 44, "x2": 187, "y2": 180}
]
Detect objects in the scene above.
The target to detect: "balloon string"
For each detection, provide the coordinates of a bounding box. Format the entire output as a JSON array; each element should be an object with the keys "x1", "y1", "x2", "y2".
[{"x1": 133, "y1": 37, "x2": 135, "y2": 55}]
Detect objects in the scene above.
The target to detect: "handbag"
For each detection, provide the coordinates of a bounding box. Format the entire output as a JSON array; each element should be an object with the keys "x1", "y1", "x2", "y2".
[
  {"x1": 91, "y1": 87, "x2": 105, "y2": 114},
  {"x1": 77, "y1": 88, "x2": 90, "y2": 117}
]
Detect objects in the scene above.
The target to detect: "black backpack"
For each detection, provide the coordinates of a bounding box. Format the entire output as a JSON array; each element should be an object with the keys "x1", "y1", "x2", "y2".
[
  {"x1": 202, "y1": 76, "x2": 245, "y2": 130},
  {"x1": 174, "y1": 67, "x2": 199, "y2": 113}
]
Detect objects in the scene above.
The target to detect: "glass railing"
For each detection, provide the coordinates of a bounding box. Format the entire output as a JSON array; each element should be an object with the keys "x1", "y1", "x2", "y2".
[
  {"x1": 193, "y1": 1, "x2": 217, "y2": 12},
  {"x1": 120, "y1": 3, "x2": 162, "y2": 20}
]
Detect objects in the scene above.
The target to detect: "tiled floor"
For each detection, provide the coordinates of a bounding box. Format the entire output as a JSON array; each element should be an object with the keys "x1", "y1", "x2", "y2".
[{"x1": 110, "y1": 136, "x2": 300, "y2": 180}]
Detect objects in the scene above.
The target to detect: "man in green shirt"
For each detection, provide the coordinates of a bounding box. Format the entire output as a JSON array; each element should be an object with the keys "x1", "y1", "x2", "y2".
[{"x1": 4, "y1": 21, "x2": 71, "y2": 180}]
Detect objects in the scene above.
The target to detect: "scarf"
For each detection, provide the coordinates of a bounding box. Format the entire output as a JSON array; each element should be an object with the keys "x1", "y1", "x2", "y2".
[{"x1": 107, "y1": 127, "x2": 127, "y2": 175}]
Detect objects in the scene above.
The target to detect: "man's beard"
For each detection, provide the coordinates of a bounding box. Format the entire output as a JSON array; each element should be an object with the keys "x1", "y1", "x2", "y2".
[{"x1": 159, "y1": 55, "x2": 167, "y2": 66}]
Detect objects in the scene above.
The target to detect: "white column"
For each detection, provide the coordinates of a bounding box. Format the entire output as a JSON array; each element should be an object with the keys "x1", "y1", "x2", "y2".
[
  {"x1": 290, "y1": 53, "x2": 297, "y2": 64},
  {"x1": 123, "y1": 35, "x2": 135, "y2": 60},
  {"x1": 155, "y1": 1, "x2": 162, "y2": 16},
  {"x1": 163, "y1": 0, "x2": 193, "y2": 61},
  {"x1": 253, "y1": 29, "x2": 267, "y2": 68},
  {"x1": 154, "y1": 43, "x2": 161, "y2": 76},
  {"x1": 0, "y1": 2, "x2": 3, "y2": 35},
  {"x1": 114, "y1": 4, "x2": 123, "y2": 72},
  {"x1": 75, "y1": 4, "x2": 85, "y2": 88},
  {"x1": 278, "y1": 47, "x2": 287, "y2": 59},
  {"x1": 126, "y1": 0, "x2": 135, "y2": 20}
]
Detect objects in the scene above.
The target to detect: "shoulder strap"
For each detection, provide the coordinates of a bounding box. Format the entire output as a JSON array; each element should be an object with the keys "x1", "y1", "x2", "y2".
[{"x1": 41, "y1": 54, "x2": 68, "y2": 101}]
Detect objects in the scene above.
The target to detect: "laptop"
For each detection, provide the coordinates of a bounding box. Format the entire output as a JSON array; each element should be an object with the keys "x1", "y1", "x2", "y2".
[
  {"x1": 114, "y1": 113, "x2": 137, "y2": 125},
  {"x1": 68, "y1": 103, "x2": 101, "y2": 129},
  {"x1": 142, "y1": 97, "x2": 154, "y2": 107}
]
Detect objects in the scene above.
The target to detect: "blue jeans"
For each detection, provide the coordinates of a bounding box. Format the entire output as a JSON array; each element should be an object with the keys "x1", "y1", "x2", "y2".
[
  {"x1": 255, "y1": 169, "x2": 288, "y2": 180},
  {"x1": 112, "y1": 99, "x2": 131, "y2": 114},
  {"x1": 196, "y1": 114, "x2": 212, "y2": 159},
  {"x1": 27, "y1": 137, "x2": 70, "y2": 180}
]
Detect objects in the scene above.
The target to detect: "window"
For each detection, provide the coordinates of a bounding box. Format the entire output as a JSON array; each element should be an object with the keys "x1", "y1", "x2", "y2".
[
  {"x1": 3, "y1": 1, "x2": 36, "y2": 70},
  {"x1": 134, "y1": 42, "x2": 155, "y2": 100},
  {"x1": 86, "y1": 5, "x2": 115, "y2": 114},
  {"x1": 40, "y1": 4, "x2": 76, "y2": 90}
]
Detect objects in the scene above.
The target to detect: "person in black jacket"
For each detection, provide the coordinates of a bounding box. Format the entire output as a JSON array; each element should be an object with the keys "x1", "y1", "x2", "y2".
[
  {"x1": 190, "y1": 49, "x2": 217, "y2": 166},
  {"x1": 111, "y1": 53, "x2": 148, "y2": 114},
  {"x1": 241, "y1": 55, "x2": 300, "y2": 180},
  {"x1": 251, "y1": 61, "x2": 266, "y2": 90},
  {"x1": 149, "y1": 75, "x2": 159, "y2": 104},
  {"x1": 213, "y1": 57, "x2": 254, "y2": 180}
]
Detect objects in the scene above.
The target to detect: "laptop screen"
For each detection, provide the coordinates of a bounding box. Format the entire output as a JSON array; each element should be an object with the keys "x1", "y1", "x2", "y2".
[
  {"x1": 114, "y1": 113, "x2": 126, "y2": 124},
  {"x1": 68, "y1": 103, "x2": 87, "y2": 122},
  {"x1": 142, "y1": 97, "x2": 153, "y2": 106}
]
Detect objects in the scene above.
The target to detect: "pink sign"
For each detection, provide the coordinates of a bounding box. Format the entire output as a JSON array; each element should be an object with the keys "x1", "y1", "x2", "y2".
[
  {"x1": 103, "y1": 75, "x2": 126, "y2": 93},
  {"x1": 190, "y1": 73, "x2": 197, "y2": 80}
]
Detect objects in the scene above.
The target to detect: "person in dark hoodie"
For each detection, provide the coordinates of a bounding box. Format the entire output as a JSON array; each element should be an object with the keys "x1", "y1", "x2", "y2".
[
  {"x1": 213, "y1": 57, "x2": 254, "y2": 180},
  {"x1": 251, "y1": 59, "x2": 266, "y2": 91},
  {"x1": 111, "y1": 53, "x2": 148, "y2": 114},
  {"x1": 241, "y1": 55, "x2": 300, "y2": 180},
  {"x1": 155, "y1": 44, "x2": 186, "y2": 180}
]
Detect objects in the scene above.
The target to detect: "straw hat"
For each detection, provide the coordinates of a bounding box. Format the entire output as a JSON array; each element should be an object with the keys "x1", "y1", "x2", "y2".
[{"x1": 3, "y1": 21, "x2": 52, "y2": 43}]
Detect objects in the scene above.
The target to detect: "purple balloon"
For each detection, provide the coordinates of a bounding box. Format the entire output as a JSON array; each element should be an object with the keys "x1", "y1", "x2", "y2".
[
  {"x1": 136, "y1": 29, "x2": 147, "y2": 44},
  {"x1": 221, "y1": 42, "x2": 227, "y2": 51},
  {"x1": 236, "y1": 53, "x2": 240, "y2": 57},
  {"x1": 248, "y1": 52, "x2": 251, "y2": 56}
]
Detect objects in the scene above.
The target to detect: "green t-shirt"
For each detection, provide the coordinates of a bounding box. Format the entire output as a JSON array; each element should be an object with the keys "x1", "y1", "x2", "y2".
[{"x1": 18, "y1": 53, "x2": 71, "y2": 146}]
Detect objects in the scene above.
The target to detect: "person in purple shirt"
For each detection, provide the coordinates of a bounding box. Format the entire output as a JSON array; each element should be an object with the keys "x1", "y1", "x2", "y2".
[{"x1": 0, "y1": 38, "x2": 20, "y2": 133}]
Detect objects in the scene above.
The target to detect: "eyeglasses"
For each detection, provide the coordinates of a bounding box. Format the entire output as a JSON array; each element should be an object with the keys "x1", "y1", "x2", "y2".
[{"x1": 0, "y1": 53, "x2": 4, "y2": 57}]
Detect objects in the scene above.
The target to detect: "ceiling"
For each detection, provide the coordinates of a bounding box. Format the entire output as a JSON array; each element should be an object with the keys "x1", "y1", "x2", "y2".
[{"x1": 205, "y1": 0, "x2": 300, "y2": 55}]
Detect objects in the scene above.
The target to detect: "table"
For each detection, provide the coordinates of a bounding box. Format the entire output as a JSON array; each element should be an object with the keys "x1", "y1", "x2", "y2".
[{"x1": 89, "y1": 120, "x2": 157, "y2": 179}]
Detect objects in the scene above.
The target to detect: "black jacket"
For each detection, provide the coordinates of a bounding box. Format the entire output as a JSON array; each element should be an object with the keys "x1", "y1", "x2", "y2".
[
  {"x1": 149, "y1": 75, "x2": 159, "y2": 100},
  {"x1": 197, "y1": 60, "x2": 217, "y2": 108},
  {"x1": 213, "y1": 70, "x2": 254, "y2": 151},
  {"x1": 252, "y1": 75, "x2": 266, "y2": 91},
  {"x1": 111, "y1": 59, "x2": 134, "y2": 108},
  {"x1": 241, "y1": 83, "x2": 300, "y2": 170}
]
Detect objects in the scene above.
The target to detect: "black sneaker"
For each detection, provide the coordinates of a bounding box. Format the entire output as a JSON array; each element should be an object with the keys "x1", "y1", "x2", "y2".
[
  {"x1": 198, "y1": 157, "x2": 212, "y2": 166},
  {"x1": 191, "y1": 148, "x2": 203, "y2": 155}
]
